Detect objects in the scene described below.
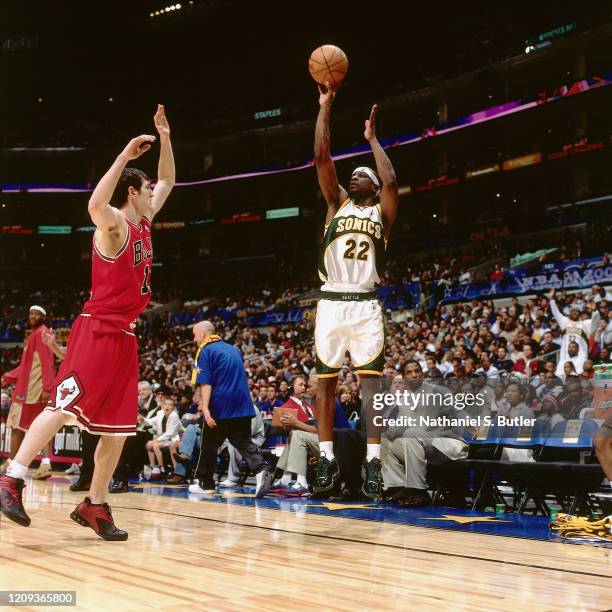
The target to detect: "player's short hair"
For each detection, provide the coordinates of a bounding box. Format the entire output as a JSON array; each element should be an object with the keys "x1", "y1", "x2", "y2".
[
  {"x1": 111, "y1": 168, "x2": 149, "y2": 207},
  {"x1": 403, "y1": 359, "x2": 423, "y2": 373}
]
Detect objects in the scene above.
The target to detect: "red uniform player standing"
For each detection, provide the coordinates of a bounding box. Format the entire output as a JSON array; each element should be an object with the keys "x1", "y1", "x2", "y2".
[
  {"x1": 1, "y1": 306, "x2": 55, "y2": 478},
  {"x1": 0, "y1": 105, "x2": 175, "y2": 540}
]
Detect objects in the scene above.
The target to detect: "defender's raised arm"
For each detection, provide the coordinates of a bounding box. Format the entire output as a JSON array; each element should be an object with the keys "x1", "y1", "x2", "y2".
[{"x1": 149, "y1": 104, "x2": 175, "y2": 220}]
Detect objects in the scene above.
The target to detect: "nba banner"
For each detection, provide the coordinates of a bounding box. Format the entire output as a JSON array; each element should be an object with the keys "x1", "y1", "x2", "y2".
[
  {"x1": 442, "y1": 265, "x2": 612, "y2": 302},
  {"x1": 506, "y1": 256, "x2": 608, "y2": 281},
  {"x1": 246, "y1": 308, "x2": 309, "y2": 326},
  {"x1": 376, "y1": 283, "x2": 421, "y2": 309}
]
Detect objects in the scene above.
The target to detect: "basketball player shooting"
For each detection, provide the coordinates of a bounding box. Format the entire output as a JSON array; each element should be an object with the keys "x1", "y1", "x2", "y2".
[
  {"x1": 0, "y1": 105, "x2": 175, "y2": 540},
  {"x1": 313, "y1": 82, "x2": 398, "y2": 499}
]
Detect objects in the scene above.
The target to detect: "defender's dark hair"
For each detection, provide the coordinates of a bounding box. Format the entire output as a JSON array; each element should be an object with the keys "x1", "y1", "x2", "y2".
[{"x1": 111, "y1": 168, "x2": 149, "y2": 207}]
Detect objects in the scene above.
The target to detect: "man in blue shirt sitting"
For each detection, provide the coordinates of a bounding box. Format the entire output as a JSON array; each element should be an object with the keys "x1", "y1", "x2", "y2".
[{"x1": 188, "y1": 321, "x2": 273, "y2": 498}]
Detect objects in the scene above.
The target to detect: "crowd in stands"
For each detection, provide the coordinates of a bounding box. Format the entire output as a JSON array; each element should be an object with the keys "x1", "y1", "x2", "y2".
[
  {"x1": 3, "y1": 276, "x2": 608, "y2": 501},
  {"x1": 1, "y1": 237, "x2": 610, "y2": 506}
]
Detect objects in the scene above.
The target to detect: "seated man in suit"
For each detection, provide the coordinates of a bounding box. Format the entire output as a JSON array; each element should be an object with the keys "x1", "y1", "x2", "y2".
[
  {"x1": 381, "y1": 360, "x2": 469, "y2": 507},
  {"x1": 279, "y1": 375, "x2": 316, "y2": 422}
]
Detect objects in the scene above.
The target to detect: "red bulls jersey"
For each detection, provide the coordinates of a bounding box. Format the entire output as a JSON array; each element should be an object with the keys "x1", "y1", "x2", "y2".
[{"x1": 82, "y1": 216, "x2": 153, "y2": 331}]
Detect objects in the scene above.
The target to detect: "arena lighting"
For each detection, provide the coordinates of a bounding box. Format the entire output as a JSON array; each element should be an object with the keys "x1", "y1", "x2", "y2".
[
  {"x1": 151, "y1": 4, "x2": 182, "y2": 17},
  {"x1": 5, "y1": 72, "x2": 610, "y2": 192}
]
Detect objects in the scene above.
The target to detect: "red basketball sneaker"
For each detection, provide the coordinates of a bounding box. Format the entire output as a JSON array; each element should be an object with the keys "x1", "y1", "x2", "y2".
[
  {"x1": 70, "y1": 497, "x2": 128, "y2": 541},
  {"x1": 0, "y1": 475, "x2": 31, "y2": 527}
]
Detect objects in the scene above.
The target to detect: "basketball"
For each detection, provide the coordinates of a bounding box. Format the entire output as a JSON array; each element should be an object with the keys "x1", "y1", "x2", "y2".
[{"x1": 308, "y1": 44, "x2": 348, "y2": 87}]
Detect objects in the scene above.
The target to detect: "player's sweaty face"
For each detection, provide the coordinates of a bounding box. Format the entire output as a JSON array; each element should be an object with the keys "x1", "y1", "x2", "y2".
[{"x1": 349, "y1": 172, "x2": 376, "y2": 197}]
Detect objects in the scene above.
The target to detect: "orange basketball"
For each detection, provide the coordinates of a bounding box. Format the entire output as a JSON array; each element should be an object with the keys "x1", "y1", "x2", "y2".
[{"x1": 308, "y1": 44, "x2": 348, "y2": 87}]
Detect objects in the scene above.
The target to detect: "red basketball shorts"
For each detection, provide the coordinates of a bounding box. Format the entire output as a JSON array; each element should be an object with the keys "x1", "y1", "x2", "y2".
[
  {"x1": 45, "y1": 314, "x2": 138, "y2": 436},
  {"x1": 7, "y1": 402, "x2": 46, "y2": 432}
]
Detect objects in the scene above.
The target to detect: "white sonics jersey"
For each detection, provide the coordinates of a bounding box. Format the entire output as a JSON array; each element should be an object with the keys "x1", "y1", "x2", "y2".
[{"x1": 318, "y1": 199, "x2": 386, "y2": 293}]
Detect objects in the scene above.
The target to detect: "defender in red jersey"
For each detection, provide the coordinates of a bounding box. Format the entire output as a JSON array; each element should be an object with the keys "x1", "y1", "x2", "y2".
[{"x1": 0, "y1": 105, "x2": 175, "y2": 540}]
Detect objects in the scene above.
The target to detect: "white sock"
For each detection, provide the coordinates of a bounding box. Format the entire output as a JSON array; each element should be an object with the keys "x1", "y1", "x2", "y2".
[
  {"x1": 41, "y1": 458, "x2": 51, "y2": 465},
  {"x1": 320, "y1": 441, "x2": 335, "y2": 461},
  {"x1": 280, "y1": 472, "x2": 293, "y2": 485},
  {"x1": 295, "y1": 475, "x2": 308, "y2": 488},
  {"x1": 7, "y1": 461, "x2": 28, "y2": 480},
  {"x1": 366, "y1": 443, "x2": 381, "y2": 462}
]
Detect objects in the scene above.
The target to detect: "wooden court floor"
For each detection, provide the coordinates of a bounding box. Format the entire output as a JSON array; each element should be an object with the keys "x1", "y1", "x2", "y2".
[{"x1": 0, "y1": 478, "x2": 610, "y2": 611}]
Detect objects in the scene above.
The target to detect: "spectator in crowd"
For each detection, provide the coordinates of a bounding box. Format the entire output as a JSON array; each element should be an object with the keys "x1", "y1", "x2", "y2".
[
  {"x1": 548, "y1": 289, "x2": 591, "y2": 377},
  {"x1": 535, "y1": 371, "x2": 563, "y2": 400},
  {"x1": 138, "y1": 381, "x2": 158, "y2": 416},
  {"x1": 562, "y1": 360, "x2": 578, "y2": 381},
  {"x1": 493, "y1": 346, "x2": 514, "y2": 374},
  {"x1": 256, "y1": 384, "x2": 283, "y2": 416},
  {"x1": 579, "y1": 359, "x2": 595, "y2": 379},
  {"x1": 538, "y1": 394, "x2": 565, "y2": 434},
  {"x1": 167, "y1": 418, "x2": 203, "y2": 484},
  {"x1": 144, "y1": 397, "x2": 183, "y2": 477},
  {"x1": 278, "y1": 380, "x2": 290, "y2": 403},
  {"x1": 521, "y1": 343, "x2": 540, "y2": 377},
  {"x1": 498, "y1": 380, "x2": 535, "y2": 462},
  {"x1": 591, "y1": 300, "x2": 612, "y2": 351},
  {"x1": 594, "y1": 346, "x2": 610, "y2": 365},
  {"x1": 475, "y1": 353, "x2": 500, "y2": 382},
  {"x1": 274, "y1": 373, "x2": 356, "y2": 497},
  {"x1": 1, "y1": 391, "x2": 11, "y2": 420},
  {"x1": 279, "y1": 375, "x2": 316, "y2": 422},
  {"x1": 381, "y1": 360, "x2": 468, "y2": 507},
  {"x1": 559, "y1": 379, "x2": 591, "y2": 419},
  {"x1": 490, "y1": 264, "x2": 504, "y2": 282}
]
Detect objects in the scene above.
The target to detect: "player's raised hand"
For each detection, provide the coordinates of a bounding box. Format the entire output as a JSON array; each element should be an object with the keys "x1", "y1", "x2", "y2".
[
  {"x1": 153, "y1": 104, "x2": 170, "y2": 137},
  {"x1": 364, "y1": 104, "x2": 378, "y2": 141},
  {"x1": 547, "y1": 288, "x2": 556, "y2": 300},
  {"x1": 318, "y1": 81, "x2": 337, "y2": 107},
  {"x1": 121, "y1": 135, "x2": 156, "y2": 161}
]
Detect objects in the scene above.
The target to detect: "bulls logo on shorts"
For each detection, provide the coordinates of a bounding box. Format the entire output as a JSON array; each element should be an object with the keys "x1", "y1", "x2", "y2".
[{"x1": 54, "y1": 374, "x2": 84, "y2": 410}]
